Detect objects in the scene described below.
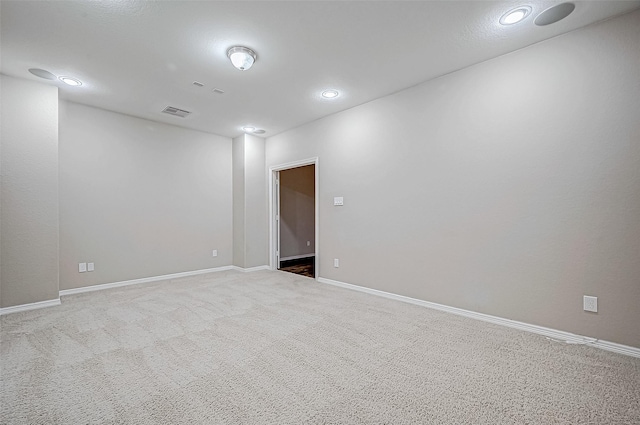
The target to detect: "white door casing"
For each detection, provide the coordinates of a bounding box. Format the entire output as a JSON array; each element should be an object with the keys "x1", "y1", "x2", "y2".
[{"x1": 268, "y1": 157, "x2": 319, "y2": 278}]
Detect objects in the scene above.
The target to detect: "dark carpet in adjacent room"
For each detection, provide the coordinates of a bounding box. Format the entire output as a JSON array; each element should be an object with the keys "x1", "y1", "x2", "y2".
[{"x1": 279, "y1": 256, "x2": 314, "y2": 278}]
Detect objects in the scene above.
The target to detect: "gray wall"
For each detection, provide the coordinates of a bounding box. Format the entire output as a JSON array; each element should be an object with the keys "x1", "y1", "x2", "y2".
[
  {"x1": 280, "y1": 165, "x2": 315, "y2": 259},
  {"x1": 232, "y1": 134, "x2": 268, "y2": 268},
  {"x1": 244, "y1": 135, "x2": 268, "y2": 268},
  {"x1": 265, "y1": 11, "x2": 640, "y2": 348},
  {"x1": 58, "y1": 101, "x2": 232, "y2": 290},
  {"x1": 232, "y1": 135, "x2": 246, "y2": 268},
  {"x1": 0, "y1": 75, "x2": 59, "y2": 307}
]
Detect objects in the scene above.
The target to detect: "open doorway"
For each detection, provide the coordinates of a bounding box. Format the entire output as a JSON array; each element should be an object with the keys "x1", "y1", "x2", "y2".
[
  {"x1": 269, "y1": 158, "x2": 318, "y2": 279},
  {"x1": 278, "y1": 164, "x2": 315, "y2": 277}
]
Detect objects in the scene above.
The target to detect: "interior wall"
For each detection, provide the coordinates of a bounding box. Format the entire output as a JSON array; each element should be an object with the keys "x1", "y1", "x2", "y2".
[
  {"x1": 265, "y1": 11, "x2": 640, "y2": 348},
  {"x1": 243, "y1": 134, "x2": 268, "y2": 268},
  {"x1": 232, "y1": 135, "x2": 246, "y2": 268},
  {"x1": 58, "y1": 101, "x2": 232, "y2": 290},
  {"x1": 232, "y1": 134, "x2": 268, "y2": 268},
  {"x1": 0, "y1": 75, "x2": 59, "y2": 307},
  {"x1": 280, "y1": 165, "x2": 315, "y2": 259}
]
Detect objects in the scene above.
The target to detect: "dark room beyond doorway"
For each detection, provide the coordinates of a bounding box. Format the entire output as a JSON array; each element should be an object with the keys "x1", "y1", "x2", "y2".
[{"x1": 278, "y1": 164, "x2": 315, "y2": 278}]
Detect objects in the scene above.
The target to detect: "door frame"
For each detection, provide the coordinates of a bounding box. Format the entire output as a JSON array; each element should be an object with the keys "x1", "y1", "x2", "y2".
[{"x1": 268, "y1": 157, "x2": 319, "y2": 279}]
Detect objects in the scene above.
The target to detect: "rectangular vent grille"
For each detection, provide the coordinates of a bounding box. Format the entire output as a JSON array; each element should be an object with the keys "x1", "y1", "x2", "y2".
[{"x1": 161, "y1": 106, "x2": 191, "y2": 118}]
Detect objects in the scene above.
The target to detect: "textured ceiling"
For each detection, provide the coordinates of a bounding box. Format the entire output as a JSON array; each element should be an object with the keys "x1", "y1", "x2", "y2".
[{"x1": 2, "y1": 1, "x2": 639, "y2": 138}]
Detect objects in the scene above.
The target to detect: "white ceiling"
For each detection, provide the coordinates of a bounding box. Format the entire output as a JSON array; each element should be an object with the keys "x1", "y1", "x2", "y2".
[{"x1": 2, "y1": 1, "x2": 639, "y2": 138}]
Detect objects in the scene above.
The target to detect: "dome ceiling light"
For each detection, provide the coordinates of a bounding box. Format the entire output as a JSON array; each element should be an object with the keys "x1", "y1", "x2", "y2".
[{"x1": 227, "y1": 46, "x2": 257, "y2": 71}]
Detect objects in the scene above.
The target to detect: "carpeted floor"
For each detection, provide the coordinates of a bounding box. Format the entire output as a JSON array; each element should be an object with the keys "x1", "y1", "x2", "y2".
[{"x1": 1, "y1": 270, "x2": 639, "y2": 424}]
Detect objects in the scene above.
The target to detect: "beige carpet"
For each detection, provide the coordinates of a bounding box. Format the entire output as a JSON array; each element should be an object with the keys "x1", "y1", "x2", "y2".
[{"x1": 1, "y1": 270, "x2": 639, "y2": 424}]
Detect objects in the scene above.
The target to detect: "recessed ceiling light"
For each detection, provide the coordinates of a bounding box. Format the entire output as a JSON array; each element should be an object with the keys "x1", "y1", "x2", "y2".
[
  {"x1": 243, "y1": 126, "x2": 256, "y2": 133},
  {"x1": 59, "y1": 76, "x2": 82, "y2": 86},
  {"x1": 227, "y1": 46, "x2": 257, "y2": 71},
  {"x1": 28, "y1": 68, "x2": 56, "y2": 80},
  {"x1": 534, "y1": 3, "x2": 575, "y2": 26},
  {"x1": 500, "y1": 6, "x2": 532, "y2": 25},
  {"x1": 322, "y1": 89, "x2": 339, "y2": 99}
]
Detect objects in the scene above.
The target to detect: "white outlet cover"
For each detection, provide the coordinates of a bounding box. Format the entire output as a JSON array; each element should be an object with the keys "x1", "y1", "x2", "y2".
[
  {"x1": 212, "y1": 250, "x2": 218, "y2": 257},
  {"x1": 583, "y1": 295, "x2": 598, "y2": 313},
  {"x1": 78, "y1": 262, "x2": 87, "y2": 273},
  {"x1": 87, "y1": 262, "x2": 95, "y2": 272}
]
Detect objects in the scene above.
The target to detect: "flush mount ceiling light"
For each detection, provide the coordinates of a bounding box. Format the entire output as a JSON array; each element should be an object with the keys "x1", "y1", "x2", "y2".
[
  {"x1": 500, "y1": 6, "x2": 532, "y2": 25},
  {"x1": 242, "y1": 126, "x2": 256, "y2": 133},
  {"x1": 534, "y1": 2, "x2": 575, "y2": 26},
  {"x1": 227, "y1": 46, "x2": 257, "y2": 71},
  {"x1": 59, "y1": 76, "x2": 82, "y2": 86},
  {"x1": 322, "y1": 89, "x2": 339, "y2": 99}
]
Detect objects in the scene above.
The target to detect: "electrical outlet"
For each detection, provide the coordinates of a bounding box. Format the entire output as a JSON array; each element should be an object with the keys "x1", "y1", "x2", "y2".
[
  {"x1": 87, "y1": 262, "x2": 95, "y2": 272},
  {"x1": 78, "y1": 262, "x2": 87, "y2": 273},
  {"x1": 307, "y1": 241, "x2": 311, "y2": 247},
  {"x1": 212, "y1": 250, "x2": 218, "y2": 257},
  {"x1": 334, "y1": 258, "x2": 339, "y2": 268},
  {"x1": 583, "y1": 295, "x2": 598, "y2": 313}
]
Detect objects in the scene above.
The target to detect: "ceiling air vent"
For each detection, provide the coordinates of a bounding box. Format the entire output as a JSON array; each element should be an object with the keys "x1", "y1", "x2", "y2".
[{"x1": 161, "y1": 106, "x2": 191, "y2": 118}]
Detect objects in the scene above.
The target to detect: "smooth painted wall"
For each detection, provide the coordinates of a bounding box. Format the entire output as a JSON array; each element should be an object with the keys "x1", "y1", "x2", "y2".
[
  {"x1": 232, "y1": 135, "x2": 246, "y2": 267},
  {"x1": 1, "y1": 75, "x2": 59, "y2": 307},
  {"x1": 232, "y1": 134, "x2": 268, "y2": 268},
  {"x1": 58, "y1": 101, "x2": 232, "y2": 290},
  {"x1": 280, "y1": 165, "x2": 315, "y2": 259},
  {"x1": 244, "y1": 135, "x2": 268, "y2": 268},
  {"x1": 265, "y1": 11, "x2": 640, "y2": 347}
]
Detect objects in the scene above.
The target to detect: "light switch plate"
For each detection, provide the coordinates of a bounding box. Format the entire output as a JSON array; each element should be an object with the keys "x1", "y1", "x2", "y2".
[
  {"x1": 87, "y1": 262, "x2": 95, "y2": 272},
  {"x1": 334, "y1": 258, "x2": 339, "y2": 268},
  {"x1": 78, "y1": 262, "x2": 87, "y2": 273},
  {"x1": 212, "y1": 250, "x2": 218, "y2": 257},
  {"x1": 334, "y1": 197, "x2": 344, "y2": 206}
]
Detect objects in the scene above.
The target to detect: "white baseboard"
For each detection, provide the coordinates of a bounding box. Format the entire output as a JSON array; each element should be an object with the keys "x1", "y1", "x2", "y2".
[
  {"x1": 231, "y1": 265, "x2": 271, "y2": 273},
  {"x1": 280, "y1": 254, "x2": 315, "y2": 261},
  {"x1": 317, "y1": 277, "x2": 640, "y2": 359},
  {"x1": 3, "y1": 266, "x2": 273, "y2": 313},
  {"x1": 59, "y1": 266, "x2": 235, "y2": 296},
  {"x1": 0, "y1": 298, "x2": 61, "y2": 316}
]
